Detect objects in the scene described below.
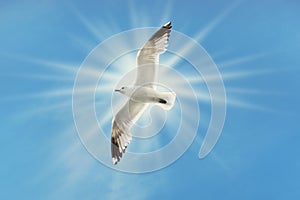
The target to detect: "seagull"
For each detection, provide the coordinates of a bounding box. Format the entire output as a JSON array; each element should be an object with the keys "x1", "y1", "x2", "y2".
[{"x1": 111, "y1": 22, "x2": 176, "y2": 164}]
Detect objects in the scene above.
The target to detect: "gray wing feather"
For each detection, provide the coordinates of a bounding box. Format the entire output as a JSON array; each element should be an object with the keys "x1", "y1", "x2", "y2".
[
  {"x1": 111, "y1": 100, "x2": 148, "y2": 164},
  {"x1": 135, "y1": 22, "x2": 172, "y2": 87}
]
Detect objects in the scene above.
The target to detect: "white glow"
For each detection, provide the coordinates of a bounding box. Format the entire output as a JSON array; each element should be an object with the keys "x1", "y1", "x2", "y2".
[{"x1": 14, "y1": 0, "x2": 274, "y2": 182}]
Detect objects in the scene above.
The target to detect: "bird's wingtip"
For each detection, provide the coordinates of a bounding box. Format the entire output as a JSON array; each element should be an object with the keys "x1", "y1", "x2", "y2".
[
  {"x1": 163, "y1": 21, "x2": 172, "y2": 29},
  {"x1": 112, "y1": 157, "x2": 118, "y2": 165}
]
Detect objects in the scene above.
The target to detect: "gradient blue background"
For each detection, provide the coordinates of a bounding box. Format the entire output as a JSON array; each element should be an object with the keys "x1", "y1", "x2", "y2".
[{"x1": 1, "y1": 0, "x2": 299, "y2": 199}]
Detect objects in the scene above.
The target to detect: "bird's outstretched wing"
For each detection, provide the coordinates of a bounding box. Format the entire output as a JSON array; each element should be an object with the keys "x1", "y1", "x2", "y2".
[
  {"x1": 111, "y1": 100, "x2": 148, "y2": 164},
  {"x1": 135, "y1": 21, "x2": 172, "y2": 88}
]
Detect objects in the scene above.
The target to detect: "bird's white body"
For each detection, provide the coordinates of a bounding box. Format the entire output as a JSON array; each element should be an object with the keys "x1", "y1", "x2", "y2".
[{"x1": 118, "y1": 86, "x2": 176, "y2": 110}]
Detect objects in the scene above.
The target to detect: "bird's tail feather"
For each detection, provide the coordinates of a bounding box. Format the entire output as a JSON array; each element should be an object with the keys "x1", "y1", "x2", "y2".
[{"x1": 156, "y1": 91, "x2": 176, "y2": 110}]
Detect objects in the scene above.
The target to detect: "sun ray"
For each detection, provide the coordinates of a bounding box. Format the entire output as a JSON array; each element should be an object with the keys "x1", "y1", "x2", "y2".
[
  {"x1": 159, "y1": 0, "x2": 173, "y2": 25},
  {"x1": 127, "y1": 0, "x2": 139, "y2": 28},
  {"x1": 73, "y1": 10, "x2": 103, "y2": 41},
  {"x1": 16, "y1": 73, "x2": 75, "y2": 82},
  {"x1": 165, "y1": 1, "x2": 241, "y2": 68},
  {"x1": 188, "y1": 69, "x2": 275, "y2": 85},
  {"x1": 1, "y1": 53, "x2": 78, "y2": 74},
  {"x1": 67, "y1": 33, "x2": 96, "y2": 52},
  {"x1": 99, "y1": 111, "x2": 113, "y2": 128},
  {"x1": 98, "y1": 71, "x2": 122, "y2": 82},
  {"x1": 96, "y1": 84, "x2": 114, "y2": 92},
  {"x1": 194, "y1": 1, "x2": 241, "y2": 42},
  {"x1": 25, "y1": 58, "x2": 78, "y2": 73},
  {"x1": 34, "y1": 86, "x2": 100, "y2": 98},
  {"x1": 217, "y1": 53, "x2": 266, "y2": 69},
  {"x1": 225, "y1": 97, "x2": 272, "y2": 110},
  {"x1": 226, "y1": 87, "x2": 268, "y2": 95},
  {"x1": 98, "y1": 102, "x2": 117, "y2": 126},
  {"x1": 16, "y1": 99, "x2": 72, "y2": 120}
]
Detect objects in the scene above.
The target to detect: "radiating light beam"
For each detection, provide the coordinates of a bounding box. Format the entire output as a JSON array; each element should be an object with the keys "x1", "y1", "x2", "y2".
[{"x1": 194, "y1": 1, "x2": 241, "y2": 42}]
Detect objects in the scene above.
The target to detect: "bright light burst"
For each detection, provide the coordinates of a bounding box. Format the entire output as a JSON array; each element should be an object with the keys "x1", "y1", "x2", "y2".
[{"x1": 10, "y1": 0, "x2": 274, "y2": 180}]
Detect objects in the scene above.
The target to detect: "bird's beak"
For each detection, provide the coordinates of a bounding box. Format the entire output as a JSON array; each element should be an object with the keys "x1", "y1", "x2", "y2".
[{"x1": 114, "y1": 89, "x2": 120, "y2": 92}]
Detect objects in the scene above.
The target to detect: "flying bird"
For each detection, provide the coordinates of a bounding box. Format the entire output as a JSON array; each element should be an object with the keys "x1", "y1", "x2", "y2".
[{"x1": 111, "y1": 22, "x2": 176, "y2": 164}]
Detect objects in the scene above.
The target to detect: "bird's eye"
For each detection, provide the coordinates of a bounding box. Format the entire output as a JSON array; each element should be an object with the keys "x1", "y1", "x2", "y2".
[{"x1": 121, "y1": 87, "x2": 124, "y2": 89}]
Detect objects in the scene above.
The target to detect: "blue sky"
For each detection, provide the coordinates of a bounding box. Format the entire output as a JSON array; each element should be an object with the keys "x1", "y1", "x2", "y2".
[{"x1": 1, "y1": 0, "x2": 300, "y2": 199}]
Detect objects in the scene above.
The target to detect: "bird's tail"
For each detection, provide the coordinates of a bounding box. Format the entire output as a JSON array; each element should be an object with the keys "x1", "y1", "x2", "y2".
[{"x1": 156, "y1": 91, "x2": 176, "y2": 110}]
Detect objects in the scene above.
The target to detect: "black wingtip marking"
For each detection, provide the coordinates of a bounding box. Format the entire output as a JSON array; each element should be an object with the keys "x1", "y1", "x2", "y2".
[
  {"x1": 163, "y1": 21, "x2": 172, "y2": 29},
  {"x1": 159, "y1": 98, "x2": 167, "y2": 104},
  {"x1": 111, "y1": 137, "x2": 122, "y2": 165}
]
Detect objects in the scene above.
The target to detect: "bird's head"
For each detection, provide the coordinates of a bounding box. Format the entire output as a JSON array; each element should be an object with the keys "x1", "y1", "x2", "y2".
[{"x1": 114, "y1": 86, "x2": 128, "y2": 94}]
